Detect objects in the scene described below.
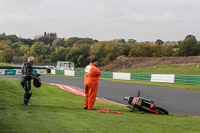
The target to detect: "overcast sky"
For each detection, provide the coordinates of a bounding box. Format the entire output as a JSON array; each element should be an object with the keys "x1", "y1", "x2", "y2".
[{"x1": 0, "y1": 0, "x2": 200, "y2": 42}]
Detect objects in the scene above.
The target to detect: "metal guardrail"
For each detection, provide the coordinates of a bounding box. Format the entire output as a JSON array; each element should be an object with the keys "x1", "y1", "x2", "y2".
[
  {"x1": 51, "y1": 68, "x2": 200, "y2": 85},
  {"x1": 174, "y1": 75, "x2": 200, "y2": 85}
]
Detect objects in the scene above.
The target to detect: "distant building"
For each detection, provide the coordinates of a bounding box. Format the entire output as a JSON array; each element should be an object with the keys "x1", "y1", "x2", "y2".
[{"x1": 57, "y1": 61, "x2": 74, "y2": 71}]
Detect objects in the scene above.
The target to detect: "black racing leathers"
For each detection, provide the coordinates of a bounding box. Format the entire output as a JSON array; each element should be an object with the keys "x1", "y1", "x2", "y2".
[{"x1": 21, "y1": 62, "x2": 33, "y2": 105}]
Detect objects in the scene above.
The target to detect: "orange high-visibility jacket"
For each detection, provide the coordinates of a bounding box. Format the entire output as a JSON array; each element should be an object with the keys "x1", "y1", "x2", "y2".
[{"x1": 84, "y1": 63, "x2": 101, "y2": 83}]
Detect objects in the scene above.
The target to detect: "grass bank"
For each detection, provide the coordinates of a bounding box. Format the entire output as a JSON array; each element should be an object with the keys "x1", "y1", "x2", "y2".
[
  {"x1": 118, "y1": 64, "x2": 200, "y2": 76},
  {"x1": 0, "y1": 78, "x2": 200, "y2": 133},
  {"x1": 0, "y1": 62, "x2": 12, "y2": 66}
]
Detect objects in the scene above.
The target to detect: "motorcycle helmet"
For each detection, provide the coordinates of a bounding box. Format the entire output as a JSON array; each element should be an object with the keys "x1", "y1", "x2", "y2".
[
  {"x1": 28, "y1": 56, "x2": 35, "y2": 65},
  {"x1": 33, "y1": 77, "x2": 41, "y2": 88}
]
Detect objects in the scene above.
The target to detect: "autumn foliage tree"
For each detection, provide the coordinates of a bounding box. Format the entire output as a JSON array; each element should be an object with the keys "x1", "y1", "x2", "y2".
[
  {"x1": 128, "y1": 44, "x2": 173, "y2": 57},
  {"x1": 27, "y1": 42, "x2": 47, "y2": 58},
  {"x1": 90, "y1": 41, "x2": 130, "y2": 66},
  {"x1": 1, "y1": 33, "x2": 200, "y2": 67},
  {"x1": 0, "y1": 48, "x2": 15, "y2": 63}
]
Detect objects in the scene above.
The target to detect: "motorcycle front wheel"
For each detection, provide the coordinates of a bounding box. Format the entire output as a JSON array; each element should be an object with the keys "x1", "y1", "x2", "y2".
[{"x1": 153, "y1": 106, "x2": 168, "y2": 114}]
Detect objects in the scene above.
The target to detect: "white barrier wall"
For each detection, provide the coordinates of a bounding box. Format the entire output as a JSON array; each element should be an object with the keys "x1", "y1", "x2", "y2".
[
  {"x1": 51, "y1": 69, "x2": 56, "y2": 74},
  {"x1": 151, "y1": 74, "x2": 175, "y2": 83},
  {"x1": 0, "y1": 69, "x2": 5, "y2": 75},
  {"x1": 113, "y1": 72, "x2": 131, "y2": 80},
  {"x1": 64, "y1": 70, "x2": 75, "y2": 76},
  {"x1": 36, "y1": 69, "x2": 47, "y2": 75},
  {"x1": 15, "y1": 69, "x2": 22, "y2": 75}
]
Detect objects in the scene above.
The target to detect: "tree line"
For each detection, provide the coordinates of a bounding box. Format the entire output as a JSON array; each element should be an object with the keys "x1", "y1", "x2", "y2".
[{"x1": 0, "y1": 32, "x2": 199, "y2": 67}]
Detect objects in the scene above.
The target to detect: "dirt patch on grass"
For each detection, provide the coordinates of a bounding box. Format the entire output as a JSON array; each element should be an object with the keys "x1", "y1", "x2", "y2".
[{"x1": 100, "y1": 55, "x2": 200, "y2": 72}]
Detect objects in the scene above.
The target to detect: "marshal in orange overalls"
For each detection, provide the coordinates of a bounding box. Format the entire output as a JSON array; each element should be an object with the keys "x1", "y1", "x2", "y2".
[{"x1": 84, "y1": 63, "x2": 101, "y2": 110}]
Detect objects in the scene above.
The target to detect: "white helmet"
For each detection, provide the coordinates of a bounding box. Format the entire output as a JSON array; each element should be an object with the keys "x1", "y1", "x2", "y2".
[{"x1": 28, "y1": 57, "x2": 35, "y2": 63}]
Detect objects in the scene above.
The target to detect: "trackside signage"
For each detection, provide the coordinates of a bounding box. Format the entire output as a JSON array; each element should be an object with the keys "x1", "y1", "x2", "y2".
[
  {"x1": 0, "y1": 69, "x2": 47, "y2": 75},
  {"x1": 5, "y1": 70, "x2": 16, "y2": 75}
]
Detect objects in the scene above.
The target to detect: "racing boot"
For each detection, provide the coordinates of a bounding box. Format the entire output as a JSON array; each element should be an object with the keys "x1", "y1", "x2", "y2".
[{"x1": 24, "y1": 98, "x2": 30, "y2": 106}]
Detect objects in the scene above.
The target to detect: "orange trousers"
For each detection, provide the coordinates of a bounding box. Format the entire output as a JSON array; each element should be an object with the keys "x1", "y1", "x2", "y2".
[{"x1": 84, "y1": 81, "x2": 99, "y2": 109}]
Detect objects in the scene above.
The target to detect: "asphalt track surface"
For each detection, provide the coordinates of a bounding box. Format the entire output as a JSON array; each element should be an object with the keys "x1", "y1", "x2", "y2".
[{"x1": 1, "y1": 75, "x2": 200, "y2": 116}]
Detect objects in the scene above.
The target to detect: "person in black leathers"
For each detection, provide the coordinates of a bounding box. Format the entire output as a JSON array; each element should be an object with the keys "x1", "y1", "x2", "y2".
[{"x1": 20, "y1": 57, "x2": 35, "y2": 106}]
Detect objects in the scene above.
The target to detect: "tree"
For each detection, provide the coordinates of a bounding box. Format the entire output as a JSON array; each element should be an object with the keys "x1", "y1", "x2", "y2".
[
  {"x1": 0, "y1": 51, "x2": 3, "y2": 61},
  {"x1": 155, "y1": 39, "x2": 164, "y2": 45},
  {"x1": 27, "y1": 42, "x2": 47, "y2": 58},
  {"x1": 185, "y1": 35, "x2": 196, "y2": 40},
  {"x1": 64, "y1": 37, "x2": 80, "y2": 47},
  {"x1": 151, "y1": 44, "x2": 163, "y2": 57},
  {"x1": 0, "y1": 33, "x2": 19, "y2": 43},
  {"x1": 21, "y1": 38, "x2": 34, "y2": 46},
  {"x1": 0, "y1": 40, "x2": 12, "y2": 47},
  {"x1": 162, "y1": 45, "x2": 174, "y2": 56},
  {"x1": 89, "y1": 42, "x2": 106, "y2": 66},
  {"x1": 49, "y1": 45, "x2": 55, "y2": 53},
  {"x1": 90, "y1": 41, "x2": 130, "y2": 66},
  {"x1": 57, "y1": 46, "x2": 70, "y2": 61},
  {"x1": 119, "y1": 39, "x2": 126, "y2": 43},
  {"x1": 142, "y1": 44, "x2": 153, "y2": 57},
  {"x1": 76, "y1": 44, "x2": 91, "y2": 66},
  {"x1": 66, "y1": 47, "x2": 83, "y2": 67},
  {"x1": 128, "y1": 44, "x2": 144, "y2": 57},
  {"x1": 3, "y1": 45, "x2": 10, "y2": 49},
  {"x1": 117, "y1": 44, "x2": 131, "y2": 56},
  {"x1": 50, "y1": 51, "x2": 58, "y2": 63},
  {"x1": 11, "y1": 42, "x2": 25, "y2": 56},
  {"x1": 21, "y1": 55, "x2": 29, "y2": 63},
  {"x1": 128, "y1": 43, "x2": 166, "y2": 57},
  {"x1": 0, "y1": 48, "x2": 15, "y2": 63},
  {"x1": 64, "y1": 37, "x2": 98, "y2": 47},
  {"x1": 6, "y1": 35, "x2": 19, "y2": 43},
  {"x1": 12, "y1": 56, "x2": 21, "y2": 63},
  {"x1": 0, "y1": 33, "x2": 6, "y2": 41},
  {"x1": 113, "y1": 39, "x2": 126, "y2": 43},
  {"x1": 127, "y1": 39, "x2": 136, "y2": 44},
  {"x1": 34, "y1": 32, "x2": 57, "y2": 45},
  {"x1": 178, "y1": 35, "x2": 200, "y2": 56},
  {"x1": 36, "y1": 55, "x2": 44, "y2": 63},
  {"x1": 52, "y1": 38, "x2": 65, "y2": 47},
  {"x1": 50, "y1": 46, "x2": 70, "y2": 63},
  {"x1": 20, "y1": 45, "x2": 29, "y2": 55}
]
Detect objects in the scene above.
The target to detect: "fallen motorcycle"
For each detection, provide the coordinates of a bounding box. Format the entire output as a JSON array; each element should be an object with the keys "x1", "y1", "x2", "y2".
[{"x1": 124, "y1": 91, "x2": 168, "y2": 114}]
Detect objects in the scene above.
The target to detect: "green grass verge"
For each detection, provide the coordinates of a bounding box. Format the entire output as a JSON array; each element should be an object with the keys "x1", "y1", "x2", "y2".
[
  {"x1": 46, "y1": 73, "x2": 79, "y2": 78},
  {"x1": 0, "y1": 78, "x2": 200, "y2": 133},
  {"x1": 0, "y1": 62, "x2": 12, "y2": 66},
  {"x1": 74, "y1": 67, "x2": 85, "y2": 71},
  {"x1": 118, "y1": 64, "x2": 200, "y2": 76}
]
